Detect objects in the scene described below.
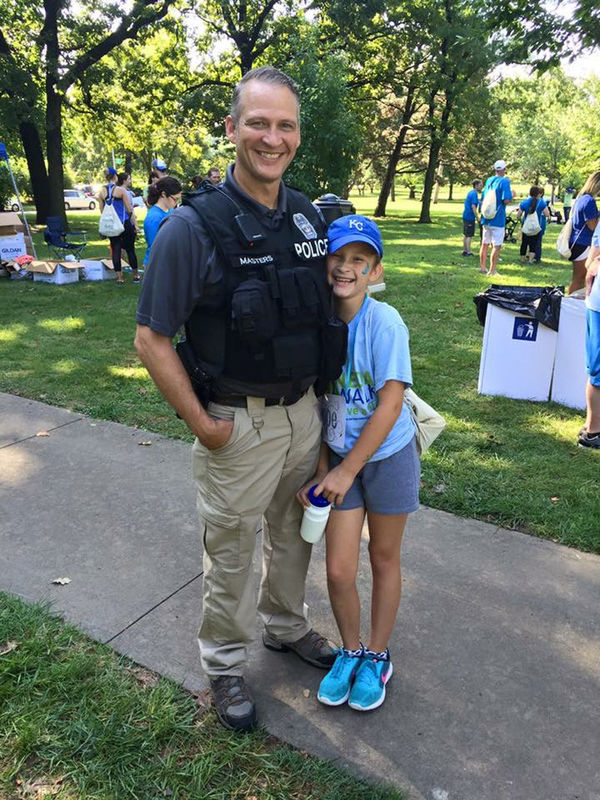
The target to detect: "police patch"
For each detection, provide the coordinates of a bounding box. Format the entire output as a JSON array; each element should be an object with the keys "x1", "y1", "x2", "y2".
[{"x1": 293, "y1": 213, "x2": 317, "y2": 240}]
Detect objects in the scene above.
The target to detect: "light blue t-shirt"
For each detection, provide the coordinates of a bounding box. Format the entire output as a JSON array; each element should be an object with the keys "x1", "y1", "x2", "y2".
[
  {"x1": 328, "y1": 297, "x2": 416, "y2": 462},
  {"x1": 481, "y1": 175, "x2": 512, "y2": 227},
  {"x1": 463, "y1": 189, "x2": 479, "y2": 221},
  {"x1": 143, "y1": 205, "x2": 169, "y2": 265}
]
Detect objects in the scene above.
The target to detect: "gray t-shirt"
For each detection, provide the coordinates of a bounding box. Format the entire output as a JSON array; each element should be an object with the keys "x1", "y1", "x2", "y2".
[{"x1": 136, "y1": 165, "x2": 288, "y2": 338}]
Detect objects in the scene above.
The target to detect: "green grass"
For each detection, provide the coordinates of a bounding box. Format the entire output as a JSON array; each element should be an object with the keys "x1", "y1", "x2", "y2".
[
  {"x1": 1, "y1": 196, "x2": 598, "y2": 553},
  {"x1": 0, "y1": 593, "x2": 403, "y2": 800}
]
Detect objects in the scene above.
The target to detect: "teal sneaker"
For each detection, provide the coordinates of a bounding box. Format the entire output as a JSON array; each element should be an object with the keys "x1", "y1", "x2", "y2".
[
  {"x1": 317, "y1": 649, "x2": 363, "y2": 706},
  {"x1": 348, "y1": 653, "x2": 393, "y2": 711}
]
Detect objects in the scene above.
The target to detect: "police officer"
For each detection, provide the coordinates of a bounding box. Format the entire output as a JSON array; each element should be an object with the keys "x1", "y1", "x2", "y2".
[{"x1": 135, "y1": 67, "x2": 341, "y2": 732}]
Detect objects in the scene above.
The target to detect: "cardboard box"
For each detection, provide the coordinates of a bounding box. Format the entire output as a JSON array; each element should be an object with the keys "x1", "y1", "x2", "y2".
[
  {"x1": 0, "y1": 211, "x2": 24, "y2": 236},
  {"x1": 81, "y1": 259, "x2": 116, "y2": 281},
  {"x1": 550, "y1": 296, "x2": 587, "y2": 409},
  {"x1": 28, "y1": 260, "x2": 81, "y2": 285},
  {"x1": 478, "y1": 304, "x2": 557, "y2": 402},
  {"x1": 0, "y1": 233, "x2": 27, "y2": 261}
]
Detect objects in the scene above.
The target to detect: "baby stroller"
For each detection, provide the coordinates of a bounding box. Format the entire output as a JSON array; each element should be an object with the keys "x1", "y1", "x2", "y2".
[{"x1": 504, "y1": 210, "x2": 518, "y2": 243}]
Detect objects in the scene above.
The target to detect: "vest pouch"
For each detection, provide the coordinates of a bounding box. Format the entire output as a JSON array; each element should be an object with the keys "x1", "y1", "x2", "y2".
[
  {"x1": 231, "y1": 278, "x2": 278, "y2": 351},
  {"x1": 277, "y1": 269, "x2": 302, "y2": 330},
  {"x1": 272, "y1": 331, "x2": 320, "y2": 378},
  {"x1": 314, "y1": 316, "x2": 348, "y2": 396},
  {"x1": 294, "y1": 267, "x2": 324, "y2": 328}
]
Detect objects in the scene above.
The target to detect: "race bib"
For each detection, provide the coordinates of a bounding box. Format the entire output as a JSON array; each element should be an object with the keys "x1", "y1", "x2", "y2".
[{"x1": 320, "y1": 394, "x2": 346, "y2": 446}]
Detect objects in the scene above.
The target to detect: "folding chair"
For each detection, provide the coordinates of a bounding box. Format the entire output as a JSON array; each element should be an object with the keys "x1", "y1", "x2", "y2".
[{"x1": 44, "y1": 216, "x2": 87, "y2": 260}]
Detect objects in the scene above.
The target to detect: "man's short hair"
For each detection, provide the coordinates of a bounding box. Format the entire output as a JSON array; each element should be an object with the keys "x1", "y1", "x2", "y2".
[
  {"x1": 229, "y1": 66, "x2": 300, "y2": 123},
  {"x1": 473, "y1": 179, "x2": 482, "y2": 188},
  {"x1": 207, "y1": 167, "x2": 220, "y2": 177}
]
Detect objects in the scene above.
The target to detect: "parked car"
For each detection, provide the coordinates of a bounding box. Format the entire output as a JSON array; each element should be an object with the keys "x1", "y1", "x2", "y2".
[{"x1": 64, "y1": 189, "x2": 96, "y2": 210}]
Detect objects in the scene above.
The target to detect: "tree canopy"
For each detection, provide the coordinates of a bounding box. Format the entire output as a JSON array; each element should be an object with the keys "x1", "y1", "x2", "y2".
[{"x1": 1, "y1": 0, "x2": 598, "y2": 220}]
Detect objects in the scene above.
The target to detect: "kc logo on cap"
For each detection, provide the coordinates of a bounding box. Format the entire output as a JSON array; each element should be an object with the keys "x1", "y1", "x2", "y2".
[{"x1": 327, "y1": 214, "x2": 384, "y2": 257}]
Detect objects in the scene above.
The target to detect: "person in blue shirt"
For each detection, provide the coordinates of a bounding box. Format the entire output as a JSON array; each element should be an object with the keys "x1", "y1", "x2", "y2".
[
  {"x1": 579, "y1": 225, "x2": 600, "y2": 448},
  {"x1": 479, "y1": 159, "x2": 515, "y2": 276},
  {"x1": 143, "y1": 177, "x2": 182, "y2": 267},
  {"x1": 568, "y1": 171, "x2": 600, "y2": 294},
  {"x1": 298, "y1": 215, "x2": 420, "y2": 713},
  {"x1": 533, "y1": 188, "x2": 550, "y2": 262},
  {"x1": 462, "y1": 179, "x2": 482, "y2": 257},
  {"x1": 516, "y1": 186, "x2": 550, "y2": 265}
]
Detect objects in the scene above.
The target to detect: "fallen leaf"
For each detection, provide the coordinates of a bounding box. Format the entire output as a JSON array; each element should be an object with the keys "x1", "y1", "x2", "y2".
[
  {"x1": 51, "y1": 577, "x2": 71, "y2": 585},
  {"x1": 20, "y1": 775, "x2": 64, "y2": 798},
  {"x1": 125, "y1": 666, "x2": 159, "y2": 689},
  {"x1": 90, "y1": 423, "x2": 97, "y2": 427},
  {"x1": 0, "y1": 640, "x2": 18, "y2": 656},
  {"x1": 432, "y1": 483, "x2": 447, "y2": 494},
  {"x1": 550, "y1": 496, "x2": 559, "y2": 502},
  {"x1": 36, "y1": 431, "x2": 50, "y2": 437},
  {"x1": 138, "y1": 388, "x2": 148, "y2": 395},
  {"x1": 302, "y1": 688, "x2": 310, "y2": 698},
  {"x1": 138, "y1": 440, "x2": 153, "y2": 446},
  {"x1": 454, "y1": 302, "x2": 463, "y2": 307},
  {"x1": 194, "y1": 689, "x2": 213, "y2": 710}
]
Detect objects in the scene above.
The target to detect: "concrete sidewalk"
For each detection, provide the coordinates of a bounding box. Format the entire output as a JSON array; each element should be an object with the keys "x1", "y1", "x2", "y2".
[{"x1": 1, "y1": 391, "x2": 599, "y2": 800}]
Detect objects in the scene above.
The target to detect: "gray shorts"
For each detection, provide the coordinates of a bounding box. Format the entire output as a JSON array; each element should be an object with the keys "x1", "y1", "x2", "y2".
[{"x1": 329, "y1": 436, "x2": 421, "y2": 514}]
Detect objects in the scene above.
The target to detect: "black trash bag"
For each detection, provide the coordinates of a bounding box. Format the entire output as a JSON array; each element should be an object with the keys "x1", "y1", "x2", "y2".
[{"x1": 473, "y1": 285, "x2": 564, "y2": 331}]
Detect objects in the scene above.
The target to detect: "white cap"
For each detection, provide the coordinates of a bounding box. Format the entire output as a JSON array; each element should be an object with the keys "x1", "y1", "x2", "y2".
[
  {"x1": 494, "y1": 159, "x2": 507, "y2": 171},
  {"x1": 152, "y1": 158, "x2": 167, "y2": 171}
]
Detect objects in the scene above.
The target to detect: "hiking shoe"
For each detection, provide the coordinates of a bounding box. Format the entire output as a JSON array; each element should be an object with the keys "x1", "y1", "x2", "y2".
[
  {"x1": 317, "y1": 648, "x2": 363, "y2": 706},
  {"x1": 348, "y1": 653, "x2": 393, "y2": 711},
  {"x1": 210, "y1": 676, "x2": 257, "y2": 732},
  {"x1": 262, "y1": 628, "x2": 337, "y2": 669},
  {"x1": 578, "y1": 431, "x2": 600, "y2": 449}
]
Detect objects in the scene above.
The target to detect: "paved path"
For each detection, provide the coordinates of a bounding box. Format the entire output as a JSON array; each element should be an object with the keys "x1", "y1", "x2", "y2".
[{"x1": 1, "y1": 392, "x2": 599, "y2": 800}]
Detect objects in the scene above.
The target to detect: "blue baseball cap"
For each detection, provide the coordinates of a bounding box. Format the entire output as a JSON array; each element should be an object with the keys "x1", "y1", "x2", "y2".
[
  {"x1": 152, "y1": 158, "x2": 167, "y2": 171},
  {"x1": 106, "y1": 166, "x2": 117, "y2": 177},
  {"x1": 327, "y1": 214, "x2": 383, "y2": 258}
]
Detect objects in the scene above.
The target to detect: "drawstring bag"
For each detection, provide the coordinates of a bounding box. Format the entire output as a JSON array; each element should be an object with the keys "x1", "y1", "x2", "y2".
[
  {"x1": 98, "y1": 184, "x2": 124, "y2": 237},
  {"x1": 404, "y1": 388, "x2": 446, "y2": 455}
]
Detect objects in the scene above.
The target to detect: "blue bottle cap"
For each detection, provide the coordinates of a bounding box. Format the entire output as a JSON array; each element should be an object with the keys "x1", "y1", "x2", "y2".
[{"x1": 308, "y1": 485, "x2": 330, "y2": 507}]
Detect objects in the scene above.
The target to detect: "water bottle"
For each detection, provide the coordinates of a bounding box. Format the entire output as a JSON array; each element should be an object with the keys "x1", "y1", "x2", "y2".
[{"x1": 300, "y1": 485, "x2": 331, "y2": 543}]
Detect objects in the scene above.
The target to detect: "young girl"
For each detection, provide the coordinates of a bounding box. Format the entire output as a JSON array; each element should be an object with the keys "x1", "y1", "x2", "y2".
[{"x1": 298, "y1": 214, "x2": 420, "y2": 711}]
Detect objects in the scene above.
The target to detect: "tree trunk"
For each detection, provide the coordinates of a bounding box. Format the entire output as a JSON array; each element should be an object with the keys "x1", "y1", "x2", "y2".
[
  {"x1": 44, "y1": 0, "x2": 66, "y2": 224},
  {"x1": 419, "y1": 138, "x2": 441, "y2": 223},
  {"x1": 19, "y1": 120, "x2": 50, "y2": 224},
  {"x1": 390, "y1": 181, "x2": 395, "y2": 202},
  {"x1": 125, "y1": 150, "x2": 132, "y2": 174},
  {"x1": 432, "y1": 161, "x2": 443, "y2": 204},
  {"x1": 373, "y1": 82, "x2": 416, "y2": 217},
  {"x1": 447, "y1": 179, "x2": 454, "y2": 201},
  {"x1": 409, "y1": 186, "x2": 416, "y2": 199},
  {"x1": 46, "y1": 84, "x2": 66, "y2": 222}
]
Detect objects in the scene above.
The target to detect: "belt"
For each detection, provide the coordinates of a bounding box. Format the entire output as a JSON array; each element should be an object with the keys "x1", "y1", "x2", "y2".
[{"x1": 210, "y1": 391, "x2": 306, "y2": 408}]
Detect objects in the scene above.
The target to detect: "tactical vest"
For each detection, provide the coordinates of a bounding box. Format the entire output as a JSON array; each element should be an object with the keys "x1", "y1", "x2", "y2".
[{"x1": 182, "y1": 184, "x2": 343, "y2": 390}]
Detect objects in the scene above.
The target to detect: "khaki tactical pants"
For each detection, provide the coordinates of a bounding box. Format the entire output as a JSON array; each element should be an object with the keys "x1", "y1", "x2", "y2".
[{"x1": 192, "y1": 389, "x2": 322, "y2": 676}]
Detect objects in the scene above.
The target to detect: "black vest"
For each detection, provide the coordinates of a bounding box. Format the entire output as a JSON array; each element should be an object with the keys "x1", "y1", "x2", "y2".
[{"x1": 183, "y1": 184, "x2": 334, "y2": 387}]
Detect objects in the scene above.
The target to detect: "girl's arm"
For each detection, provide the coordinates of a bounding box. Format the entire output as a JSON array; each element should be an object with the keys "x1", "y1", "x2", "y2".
[
  {"x1": 315, "y1": 380, "x2": 405, "y2": 506},
  {"x1": 117, "y1": 186, "x2": 134, "y2": 216}
]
